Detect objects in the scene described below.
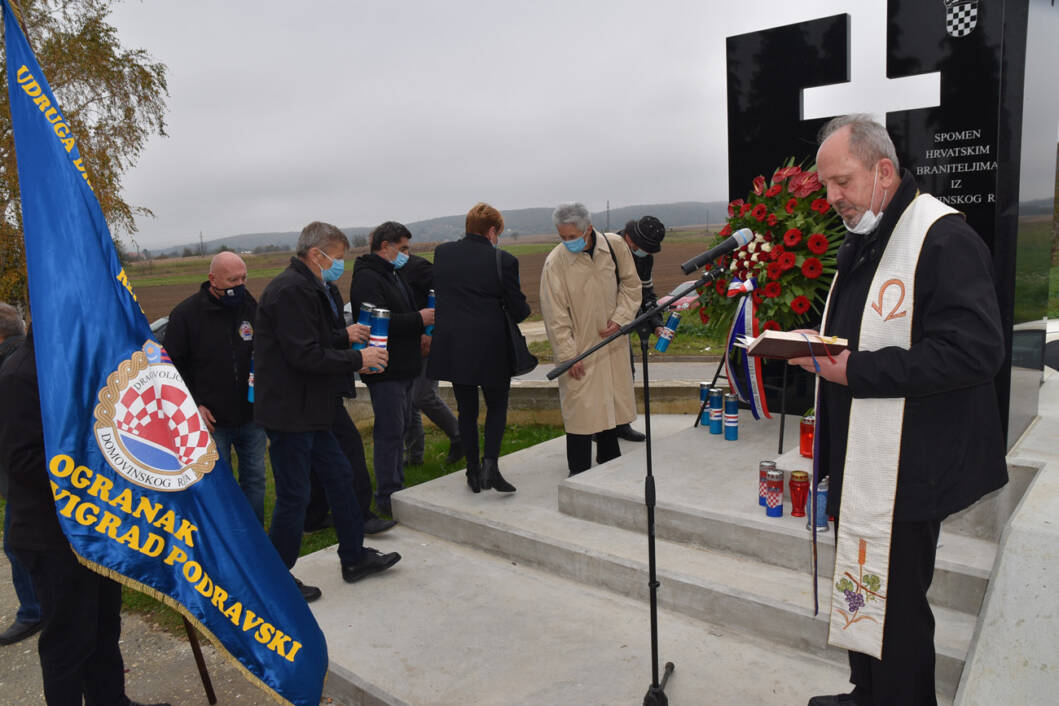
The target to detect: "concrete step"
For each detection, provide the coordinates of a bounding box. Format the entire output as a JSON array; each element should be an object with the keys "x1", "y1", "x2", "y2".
[
  {"x1": 391, "y1": 416, "x2": 973, "y2": 700},
  {"x1": 297, "y1": 525, "x2": 909, "y2": 706},
  {"x1": 557, "y1": 425, "x2": 997, "y2": 616}
]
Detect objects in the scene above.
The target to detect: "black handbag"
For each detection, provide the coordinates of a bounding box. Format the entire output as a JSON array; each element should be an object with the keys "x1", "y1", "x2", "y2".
[{"x1": 495, "y1": 248, "x2": 538, "y2": 376}]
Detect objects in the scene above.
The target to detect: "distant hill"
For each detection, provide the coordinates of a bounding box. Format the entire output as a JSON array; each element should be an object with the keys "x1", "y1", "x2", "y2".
[{"x1": 154, "y1": 201, "x2": 728, "y2": 256}]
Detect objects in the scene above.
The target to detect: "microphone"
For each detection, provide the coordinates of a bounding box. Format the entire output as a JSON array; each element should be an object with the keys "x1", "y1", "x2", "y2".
[{"x1": 680, "y1": 228, "x2": 754, "y2": 274}]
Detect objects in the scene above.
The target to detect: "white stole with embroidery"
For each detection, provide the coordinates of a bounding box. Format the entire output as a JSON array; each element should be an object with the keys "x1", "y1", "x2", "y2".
[{"x1": 824, "y1": 194, "x2": 956, "y2": 658}]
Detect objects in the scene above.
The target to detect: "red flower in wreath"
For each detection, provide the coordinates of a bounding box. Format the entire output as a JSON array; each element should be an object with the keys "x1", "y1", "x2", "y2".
[
  {"x1": 753, "y1": 175, "x2": 767, "y2": 195},
  {"x1": 807, "y1": 232, "x2": 829, "y2": 254},
  {"x1": 811, "y1": 198, "x2": 831, "y2": 213},
  {"x1": 715, "y1": 278, "x2": 727, "y2": 295},
  {"x1": 766, "y1": 262, "x2": 782, "y2": 279},
  {"x1": 772, "y1": 166, "x2": 802, "y2": 182},
  {"x1": 785, "y1": 198, "x2": 798, "y2": 215},
  {"x1": 783, "y1": 228, "x2": 803, "y2": 247},
  {"x1": 762, "y1": 320, "x2": 781, "y2": 331},
  {"x1": 765, "y1": 184, "x2": 782, "y2": 198},
  {"x1": 752, "y1": 289, "x2": 764, "y2": 305},
  {"x1": 728, "y1": 199, "x2": 744, "y2": 218},
  {"x1": 778, "y1": 251, "x2": 797, "y2": 271},
  {"x1": 699, "y1": 306, "x2": 710, "y2": 324},
  {"x1": 740, "y1": 203, "x2": 752, "y2": 217},
  {"x1": 719, "y1": 223, "x2": 732, "y2": 237},
  {"x1": 752, "y1": 203, "x2": 768, "y2": 221},
  {"x1": 790, "y1": 295, "x2": 811, "y2": 315},
  {"x1": 769, "y1": 244, "x2": 784, "y2": 262},
  {"x1": 789, "y1": 171, "x2": 822, "y2": 198},
  {"x1": 801, "y1": 257, "x2": 823, "y2": 279},
  {"x1": 764, "y1": 281, "x2": 782, "y2": 298},
  {"x1": 766, "y1": 213, "x2": 778, "y2": 227}
]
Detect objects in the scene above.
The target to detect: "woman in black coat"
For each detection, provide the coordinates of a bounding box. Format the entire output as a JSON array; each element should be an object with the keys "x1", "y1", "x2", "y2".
[{"x1": 426, "y1": 203, "x2": 531, "y2": 493}]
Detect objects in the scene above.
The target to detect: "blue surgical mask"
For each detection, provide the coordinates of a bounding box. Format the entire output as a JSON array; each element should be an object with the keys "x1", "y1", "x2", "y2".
[
  {"x1": 318, "y1": 250, "x2": 345, "y2": 282},
  {"x1": 563, "y1": 231, "x2": 588, "y2": 253},
  {"x1": 632, "y1": 248, "x2": 649, "y2": 258},
  {"x1": 392, "y1": 251, "x2": 410, "y2": 269}
]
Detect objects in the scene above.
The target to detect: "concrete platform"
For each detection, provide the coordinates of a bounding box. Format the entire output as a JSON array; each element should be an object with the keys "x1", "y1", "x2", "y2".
[
  {"x1": 389, "y1": 415, "x2": 973, "y2": 699},
  {"x1": 300, "y1": 526, "x2": 855, "y2": 706}
]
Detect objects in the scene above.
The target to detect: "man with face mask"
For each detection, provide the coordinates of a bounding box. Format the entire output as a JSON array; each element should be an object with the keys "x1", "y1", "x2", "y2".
[
  {"x1": 791, "y1": 115, "x2": 1007, "y2": 706},
  {"x1": 349, "y1": 221, "x2": 435, "y2": 516},
  {"x1": 165, "y1": 251, "x2": 267, "y2": 523}
]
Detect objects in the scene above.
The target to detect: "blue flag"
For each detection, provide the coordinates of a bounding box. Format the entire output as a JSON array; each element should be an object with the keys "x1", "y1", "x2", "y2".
[{"x1": 2, "y1": 3, "x2": 327, "y2": 703}]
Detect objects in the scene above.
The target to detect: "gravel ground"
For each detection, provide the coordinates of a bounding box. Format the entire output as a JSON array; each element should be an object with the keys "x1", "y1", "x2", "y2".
[{"x1": 0, "y1": 551, "x2": 327, "y2": 705}]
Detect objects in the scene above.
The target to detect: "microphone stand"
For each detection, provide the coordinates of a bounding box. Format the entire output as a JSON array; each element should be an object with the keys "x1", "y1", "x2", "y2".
[{"x1": 548, "y1": 265, "x2": 725, "y2": 706}]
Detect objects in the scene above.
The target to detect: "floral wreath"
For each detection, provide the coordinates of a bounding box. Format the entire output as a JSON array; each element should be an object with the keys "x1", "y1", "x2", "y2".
[{"x1": 696, "y1": 159, "x2": 845, "y2": 334}]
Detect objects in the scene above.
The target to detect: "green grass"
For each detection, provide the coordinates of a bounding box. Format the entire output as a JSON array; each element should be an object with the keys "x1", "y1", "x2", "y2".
[
  {"x1": 529, "y1": 319, "x2": 725, "y2": 360},
  {"x1": 115, "y1": 421, "x2": 564, "y2": 633}
]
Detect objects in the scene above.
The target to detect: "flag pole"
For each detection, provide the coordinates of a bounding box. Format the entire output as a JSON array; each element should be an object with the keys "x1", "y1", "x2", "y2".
[{"x1": 183, "y1": 617, "x2": 218, "y2": 704}]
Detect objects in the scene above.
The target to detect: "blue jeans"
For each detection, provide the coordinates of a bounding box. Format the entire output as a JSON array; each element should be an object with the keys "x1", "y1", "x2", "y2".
[
  {"x1": 266, "y1": 429, "x2": 364, "y2": 569},
  {"x1": 212, "y1": 421, "x2": 267, "y2": 523},
  {"x1": 3, "y1": 506, "x2": 40, "y2": 623},
  {"x1": 366, "y1": 379, "x2": 414, "y2": 506}
]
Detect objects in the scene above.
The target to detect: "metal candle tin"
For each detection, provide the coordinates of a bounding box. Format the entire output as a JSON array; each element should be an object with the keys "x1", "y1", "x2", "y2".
[
  {"x1": 699, "y1": 382, "x2": 710, "y2": 426},
  {"x1": 758, "y1": 460, "x2": 776, "y2": 507},
  {"x1": 425, "y1": 289, "x2": 435, "y2": 336},
  {"x1": 807, "y1": 476, "x2": 830, "y2": 532},
  {"x1": 708, "y1": 388, "x2": 723, "y2": 434},
  {"x1": 723, "y1": 393, "x2": 739, "y2": 440},
  {"x1": 368, "y1": 308, "x2": 390, "y2": 371},
  {"x1": 765, "y1": 469, "x2": 784, "y2": 517},
  {"x1": 654, "y1": 311, "x2": 680, "y2": 352},
  {"x1": 789, "y1": 470, "x2": 809, "y2": 518},
  {"x1": 353, "y1": 302, "x2": 375, "y2": 351}
]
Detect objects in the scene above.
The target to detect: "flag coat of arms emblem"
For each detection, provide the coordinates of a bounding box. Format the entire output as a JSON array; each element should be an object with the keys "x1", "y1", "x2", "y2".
[{"x1": 2, "y1": 2, "x2": 327, "y2": 703}]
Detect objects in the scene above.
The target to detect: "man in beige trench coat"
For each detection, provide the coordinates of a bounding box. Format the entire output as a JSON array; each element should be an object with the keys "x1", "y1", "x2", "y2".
[{"x1": 540, "y1": 202, "x2": 641, "y2": 475}]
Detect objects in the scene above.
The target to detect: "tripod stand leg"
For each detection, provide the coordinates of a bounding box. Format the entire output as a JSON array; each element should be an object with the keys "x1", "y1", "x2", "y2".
[{"x1": 183, "y1": 617, "x2": 218, "y2": 704}]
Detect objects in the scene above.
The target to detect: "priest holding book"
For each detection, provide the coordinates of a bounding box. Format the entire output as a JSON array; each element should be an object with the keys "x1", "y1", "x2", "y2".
[{"x1": 789, "y1": 115, "x2": 1008, "y2": 706}]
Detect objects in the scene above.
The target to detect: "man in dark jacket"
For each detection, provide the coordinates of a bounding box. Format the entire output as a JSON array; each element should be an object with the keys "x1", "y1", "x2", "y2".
[
  {"x1": 0, "y1": 333, "x2": 169, "y2": 706},
  {"x1": 398, "y1": 253, "x2": 462, "y2": 467},
  {"x1": 794, "y1": 116, "x2": 1007, "y2": 706},
  {"x1": 0, "y1": 302, "x2": 41, "y2": 646},
  {"x1": 255, "y1": 221, "x2": 400, "y2": 601},
  {"x1": 164, "y1": 252, "x2": 266, "y2": 522},
  {"x1": 348, "y1": 222, "x2": 434, "y2": 515}
]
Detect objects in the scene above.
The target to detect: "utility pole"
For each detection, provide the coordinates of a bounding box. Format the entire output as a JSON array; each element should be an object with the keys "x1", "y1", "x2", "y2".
[
  {"x1": 199, "y1": 231, "x2": 205, "y2": 256},
  {"x1": 606, "y1": 200, "x2": 610, "y2": 232}
]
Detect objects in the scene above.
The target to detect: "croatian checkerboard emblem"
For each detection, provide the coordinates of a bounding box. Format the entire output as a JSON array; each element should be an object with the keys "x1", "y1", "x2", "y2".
[
  {"x1": 944, "y1": 0, "x2": 979, "y2": 38},
  {"x1": 94, "y1": 340, "x2": 216, "y2": 491}
]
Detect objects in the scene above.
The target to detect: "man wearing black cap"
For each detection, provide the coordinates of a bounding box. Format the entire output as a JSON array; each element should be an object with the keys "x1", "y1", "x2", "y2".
[{"x1": 615, "y1": 215, "x2": 668, "y2": 442}]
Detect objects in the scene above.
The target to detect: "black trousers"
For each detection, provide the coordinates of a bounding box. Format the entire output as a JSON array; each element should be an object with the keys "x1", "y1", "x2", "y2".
[
  {"x1": 13, "y1": 546, "x2": 127, "y2": 706},
  {"x1": 452, "y1": 382, "x2": 510, "y2": 462},
  {"x1": 306, "y1": 400, "x2": 374, "y2": 525},
  {"x1": 841, "y1": 518, "x2": 942, "y2": 706},
  {"x1": 566, "y1": 428, "x2": 620, "y2": 475}
]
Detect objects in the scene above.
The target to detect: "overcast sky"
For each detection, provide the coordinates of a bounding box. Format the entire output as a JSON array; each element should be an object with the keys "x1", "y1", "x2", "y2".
[{"x1": 106, "y1": 0, "x2": 1058, "y2": 251}]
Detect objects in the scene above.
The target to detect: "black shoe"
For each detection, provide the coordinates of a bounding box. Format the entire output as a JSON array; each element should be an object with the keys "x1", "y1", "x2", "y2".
[
  {"x1": 466, "y1": 457, "x2": 482, "y2": 493},
  {"x1": 364, "y1": 515, "x2": 397, "y2": 534},
  {"x1": 304, "y1": 514, "x2": 333, "y2": 532},
  {"x1": 342, "y1": 548, "x2": 401, "y2": 582},
  {"x1": 0, "y1": 619, "x2": 41, "y2": 645},
  {"x1": 615, "y1": 423, "x2": 646, "y2": 442},
  {"x1": 127, "y1": 700, "x2": 173, "y2": 706},
  {"x1": 292, "y1": 575, "x2": 321, "y2": 603},
  {"x1": 807, "y1": 693, "x2": 860, "y2": 706},
  {"x1": 376, "y1": 499, "x2": 393, "y2": 518},
  {"x1": 482, "y1": 457, "x2": 516, "y2": 493},
  {"x1": 444, "y1": 438, "x2": 465, "y2": 464}
]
